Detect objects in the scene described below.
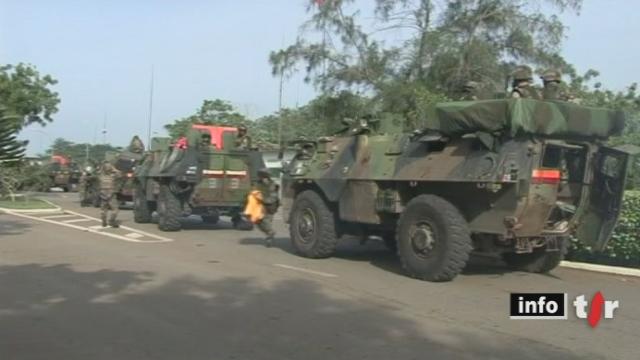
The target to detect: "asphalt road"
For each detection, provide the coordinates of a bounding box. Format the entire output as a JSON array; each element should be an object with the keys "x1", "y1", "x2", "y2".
[{"x1": 0, "y1": 192, "x2": 638, "y2": 360}]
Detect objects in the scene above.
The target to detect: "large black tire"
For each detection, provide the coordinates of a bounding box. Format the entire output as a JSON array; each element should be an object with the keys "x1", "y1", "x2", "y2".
[
  {"x1": 502, "y1": 238, "x2": 568, "y2": 273},
  {"x1": 157, "y1": 183, "x2": 182, "y2": 232},
  {"x1": 133, "y1": 183, "x2": 154, "y2": 223},
  {"x1": 289, "y1": 190, "x2": 339, "y2": 258},
  {"x1": 396, "y1": 194, "x2": 472, "y2": 282}
]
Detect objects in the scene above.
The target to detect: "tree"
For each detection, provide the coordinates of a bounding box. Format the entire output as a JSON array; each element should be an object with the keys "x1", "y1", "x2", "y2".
[
  {"x1": 45, "y1": 138, "x2": 122, "y2": 165},
  {"x1": 0, "y1": 109, "x2": 27, "y2": 162},
  {"x1": 0, "y1": 63, "x2": 60, "y2": 128},
  {"x1": 270, "y1": 0, "x2": 582, "y2": 98},
  {"x1": 164, "y1": 99, "x2": 250, "y2": 139}
]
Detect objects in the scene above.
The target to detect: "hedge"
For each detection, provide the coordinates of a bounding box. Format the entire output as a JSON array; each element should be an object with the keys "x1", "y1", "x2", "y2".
[{"x1": 567, "y1": 191, "x2": 640, "y2": 268}]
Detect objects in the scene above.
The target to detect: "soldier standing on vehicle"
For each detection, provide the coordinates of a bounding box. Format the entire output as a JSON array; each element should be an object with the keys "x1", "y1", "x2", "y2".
[
  {"x1": 510, "y1": 65, "x2": 541, "y2": 99},
  {"x1": 99, "y1": 160, "x2": 122, "y2": 228},
  {"x1": 235, "y1": 125, "x2": 252, "y2": 150},
  {"x1": 129, "y1": 135, "x2": 145, "y2": 153},
  {"x1": 459, "y1": 81, "x2": 480, "y2": 100},
  {"x1": 540, "y1": 69, "x2": 566, "y2": 101},
  {"x1": 256, "y1": 168, "x2": 279, "y2": 247}
]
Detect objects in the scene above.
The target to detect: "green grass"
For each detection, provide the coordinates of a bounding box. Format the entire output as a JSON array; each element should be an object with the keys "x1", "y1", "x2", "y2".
[{"x1": 0, "y1": 196, "x2": 56, "y2": 210}]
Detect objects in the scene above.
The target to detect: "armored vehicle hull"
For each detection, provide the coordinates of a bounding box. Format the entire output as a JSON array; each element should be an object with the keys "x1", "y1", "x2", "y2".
[
  {"x1": 133, "y1": 126, "x2": 265, "y2": 232},
  {"x1": 283, "y1": 99, "x2": 633, "y2": 281}
]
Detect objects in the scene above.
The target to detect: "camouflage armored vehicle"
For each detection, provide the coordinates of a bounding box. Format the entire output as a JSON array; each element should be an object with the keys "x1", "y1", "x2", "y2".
[
  {"x1": 282, "y1": 98, "x2": 634, "y2": 282},
  {"x1": 48, "y1": 155, "x2": 81, "y2": 192},
  {"x1": 133, "y1": 125, "x2": 265, "y2": 231}
]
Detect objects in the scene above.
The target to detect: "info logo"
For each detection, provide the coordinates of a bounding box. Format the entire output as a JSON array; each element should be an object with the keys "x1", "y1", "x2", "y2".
[
  {"x1": 510, "y1": 293, "x2": 567, "y2": 320},
  {"x1": 510, "y1": 291, "x2": 620, "y2": 327}
]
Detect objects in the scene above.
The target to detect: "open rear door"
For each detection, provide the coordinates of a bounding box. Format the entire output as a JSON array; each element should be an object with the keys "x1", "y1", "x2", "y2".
[{"x1": 576, "y1": 146, "x2": 633, "y2": 250}]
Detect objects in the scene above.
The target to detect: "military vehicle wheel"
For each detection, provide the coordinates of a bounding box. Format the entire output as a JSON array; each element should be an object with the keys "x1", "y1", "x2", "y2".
[
  {"x1": 133, "y1": 184, "x2": 153, "y2": 223},
  {"x1": 201, "y1": 214, "x2": 220, "y2": 225},
  {"x1": 62, "y1": 186, "x2": 69, "y2": 192},
  {"x1": 396, "y1": 195, "x2": 472, "y2": 282},
  {"x1": 502, "y1": 238, "x2": 567, "y2": 273},
  {"x1": 157, "y1": 183, "x2": 182, "y2": 232},
  {"x1": 289, "y1": 190, "x2": 339, "y2": 258},
  {"x1": 232, "y1": 215, "x2": 254, "y2": 231}
]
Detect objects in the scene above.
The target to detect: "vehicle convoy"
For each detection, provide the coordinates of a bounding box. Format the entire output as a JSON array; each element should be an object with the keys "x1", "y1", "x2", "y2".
[
  {"x1": 133, "y1": 125, "x2": 265, "y2": 231},
  {"x1": 48, "y1": 155, "x2": 81, "y2": 192},
  {"x1": 282, "y1": 98, "x2": 634, "y2": 281}
]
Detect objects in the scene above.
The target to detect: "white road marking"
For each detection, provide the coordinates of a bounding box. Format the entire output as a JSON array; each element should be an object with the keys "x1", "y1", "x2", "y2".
[
  {"x1": 42, "y1": 214, "x2": 78, "y2": 219},
  {"x1": 89, "y1": 225, "x2": 106, "y2": 230},
  {"x1": 63, "y1": 218, "x2": 95, "y2": 223},
  {"x1": 273, "y1": 264, "x2": 338, "y2": 278},
  {"x1": 63, "y1": 210, "x2": 174, "y2": 243},
  {"x1": 125, "y1": 232, "x2": 144, "y2": 239},
  {"x1": 5, "y1": 210, "x2": 173, "y2": 244}
]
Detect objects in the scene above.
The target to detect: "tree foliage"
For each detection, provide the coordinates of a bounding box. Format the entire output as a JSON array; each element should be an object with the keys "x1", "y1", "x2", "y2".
[
  {"x1": 0, "y1": 63, "x2": 60, "y2": 128},
  {"x1": 46, "y1": 138, "x2": 122, "y2": 165},
  {"x1": 270, "y1": 0, "x2": 581, "y2": 98},
  {"x1": 164, "y1": 99, "x2": 250, "y2": 139},
  {"x1": 0, "y1": 108, "x2": 27, "y2": 162}
]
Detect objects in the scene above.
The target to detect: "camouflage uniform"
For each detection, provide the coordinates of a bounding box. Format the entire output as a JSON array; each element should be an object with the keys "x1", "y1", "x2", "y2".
[
  {"x1": 256, "y1": 168, "x2": 279, "y2": 247},
  {"x1": 511, "y1": 65, "x2": 541, "y2": 100},
  {"x1": 99, "y1": 161, "x2": 122, "y2": 227},
  {"x1": 459, "y1": 81, "x2": 479, "y2": 101},
  {"x1": 129, "y1": 136, "x2": 145, "y2": 153},
  {"x1": 235, "y1": 126, "x2": 252, "y2": 150},
  {"x1": 78, "y1": 168, "x2": 91, "y2": 205},
  {"x1": 540, "y1": 69, "x2": 567, "y2": 101}
]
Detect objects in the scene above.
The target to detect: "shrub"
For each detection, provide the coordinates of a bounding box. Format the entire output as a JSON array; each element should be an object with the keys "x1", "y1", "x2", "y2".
[{"x1": 567, "y1": 191, "x2": 640, "y2": 268}]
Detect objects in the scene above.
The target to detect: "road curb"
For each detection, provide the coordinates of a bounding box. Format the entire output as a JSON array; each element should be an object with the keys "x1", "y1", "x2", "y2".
[{"x1": 560, "y1": 260, "x2": 640, "y2": 278}]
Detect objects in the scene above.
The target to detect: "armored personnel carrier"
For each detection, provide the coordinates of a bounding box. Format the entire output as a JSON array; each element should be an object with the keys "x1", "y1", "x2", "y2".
[
  {"x1": 133, "y1": 125, "x2": 265, "y2": 231},
  {"x1": 48, "y1": 155, "x2": 81, "y2": 192},
  {"x1": 282, "y1": 98, "x2": 634, "y2": 281}
]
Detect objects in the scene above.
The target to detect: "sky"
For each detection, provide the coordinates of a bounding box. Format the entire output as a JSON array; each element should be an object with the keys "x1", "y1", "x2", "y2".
[{"x1": 1, "y1": 0, "x2": 639, "y2": 155}]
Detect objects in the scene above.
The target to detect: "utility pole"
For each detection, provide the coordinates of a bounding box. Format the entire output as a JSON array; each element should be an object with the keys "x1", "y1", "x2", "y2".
[
  {"x1": 102, "y1": 113, "x2": 107, "y2": 144},
  {"x1": 147, "y1": 66, "x2": 155, "y2": 149}
]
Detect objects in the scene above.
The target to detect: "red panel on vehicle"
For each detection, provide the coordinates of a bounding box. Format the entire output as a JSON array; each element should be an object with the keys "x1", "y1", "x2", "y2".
[{"x1": 191, "y1": 124, "x2": 238, "y2": 149}]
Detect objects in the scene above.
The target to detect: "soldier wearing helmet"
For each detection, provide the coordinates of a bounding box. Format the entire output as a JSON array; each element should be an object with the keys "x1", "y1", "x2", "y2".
[
  {"x1": 235, "y1": 125, "x2": 252, "y2": 150},
  {"x1": 98, "y1": 160, "x2": 122, "y2": 227},
  {"x1": 510, "y1": 65, "x2": 541, "y2": 99},
  {"x1": 255, "y1": 167, "x2": 279, "y2": 247},
  {"x1": 459, "y1": 81, "x2": 480, "y2": 101},
  {"x1": 540, "y1": 69, "x2": 567, "y2": 101}
]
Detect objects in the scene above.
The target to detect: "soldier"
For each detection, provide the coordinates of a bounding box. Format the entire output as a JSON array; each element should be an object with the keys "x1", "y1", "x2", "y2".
[
  {"x1": 256, "y1": 168, "x2": 279, "y2": 247},
  {"x1": 235, "y1": 125, "x2": 252, "y2": 150},
  {"x1": 129, "y1": 135, "x2": 145, "y2": 153},
  {"x1": 510, "y1": 65, "x2": 541, "y2": 99},
  {"x1": 98, "y1": 160, "x2": 122, "y2": 227},
  {"x1": 78, "y1": 165, "x2": 93, "y2": 206},
  {"x1": 540, "y1": 69, "x2": 566, "y2": 101},
  {"x1": 459, "y1": 81, "x2": 479, "y2": 100}
]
